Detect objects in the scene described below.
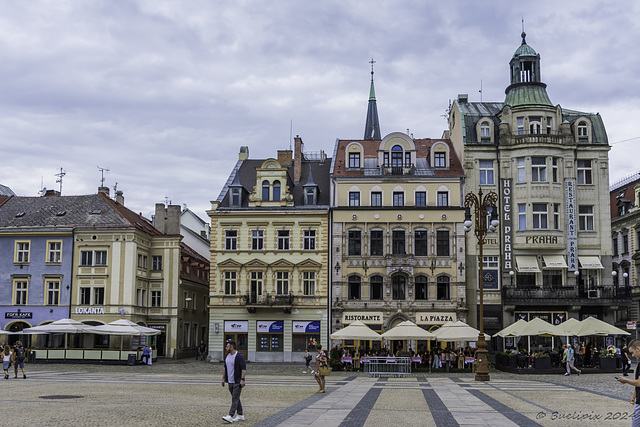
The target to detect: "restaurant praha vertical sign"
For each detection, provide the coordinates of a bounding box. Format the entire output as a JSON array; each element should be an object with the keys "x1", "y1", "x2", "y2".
[{"x1": 565, "y1": 179, "x2": 577, "y2": 271}]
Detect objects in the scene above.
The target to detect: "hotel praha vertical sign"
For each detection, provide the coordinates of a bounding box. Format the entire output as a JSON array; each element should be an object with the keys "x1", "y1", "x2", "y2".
[{"x1": 501, "y1": 179, "x2": 513, "y2": 272}]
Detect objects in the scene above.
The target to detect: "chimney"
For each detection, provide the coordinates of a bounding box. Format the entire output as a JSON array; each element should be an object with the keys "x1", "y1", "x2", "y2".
[
  {"x1": 239, "y1": 146, "x2": 249, "y2": 160},
  {"x1": 154, "y1": 203, "x2": 180, "y2": 235},
  {"x1": 98, "y1": 186, "x2": 110, "y2": 197},
  {"x1": 457, "y1": 94, "x2": 468, "y2": 103},
  {"x1": 115, "y1": 191, "x2": 124, "y2": 205},
  {"x1": 42, "y1": 189, "x2": 61, "y2": 197},
  {"x1": 294, "y1": 135, "x2": 303, "y2": 183},
  {"x1": 277, "y1": 150, "x2": 293, "y2": 166}
]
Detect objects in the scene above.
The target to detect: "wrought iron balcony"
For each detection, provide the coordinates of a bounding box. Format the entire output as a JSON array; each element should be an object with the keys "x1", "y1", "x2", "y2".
[
  {"x1": 502, "y1": 285, "x2": 632, "y2": 306},
  {"x1": 244, "y1": 292, "x2": 294, "y2": 307}
]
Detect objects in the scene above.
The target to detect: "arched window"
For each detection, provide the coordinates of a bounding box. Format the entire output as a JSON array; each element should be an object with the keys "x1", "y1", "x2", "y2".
[
  {"x1": 437, "y1": 276, "x2": 450, "y2": 300},
  {"x1": 392, "y1": 275, "x2": 405, "y2": 300},
  {"x1": 577, "y1": 121, "x2": 588, "y2": 142},
  {"x1": 262, "y1": 180, "x2": 270, "y2": 201},
  {"x1": 348, "y1": 275, "x2": 361, "y2": 300},
  {"x1": 391, "y1": 145, "x2": 403, "y2": 168},
  {"x1": 272, "y1": 180, "x2": 281, "y2": 201},
  {"x1": 415, "y1": 275, "x2": 428, "y2": 300},
  {"x1": 480, "y1": 122, "x2": 491, "y2": 140},
  {"x1": 370, "y1": 275, "x2": 383, "y2": 300}
]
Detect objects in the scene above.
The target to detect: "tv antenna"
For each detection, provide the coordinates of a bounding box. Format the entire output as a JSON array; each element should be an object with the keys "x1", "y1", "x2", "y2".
[
  {"x1": 55, "y1": 168, "x2": 66, "y2": 194},
  {"x1": 97, "y1": 166, "x2": 110, "y2": 187}
]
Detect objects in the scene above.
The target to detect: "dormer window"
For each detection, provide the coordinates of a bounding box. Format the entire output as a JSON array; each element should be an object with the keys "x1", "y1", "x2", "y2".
[
  {"x1": 305, "y1": 188, "x2": 317, "y2": 205},
  {"x1": 261, "y1": 180, "x2": 270, "y2": 201},
  {"x1": 231, "y1": 188, "x2": 241, "y2": 207},
  {"x1": 391, "y1": 145, "x2": 403, "y2": 168},
  {"x1": 529, "y1": 117, "x2": 542, "y2": 134},
  {"x1": 577, "y1": 121, "x2": 589, "y2": 142},
  {"x1": 349, "y1": 152, "x2": 361, "y2": 168},
  {"x1": 480, "y1": 122, "x2": 490, "y2": 140},
  {"x1": 273, "y1": 181, "x2": 281, "y2": 201}
]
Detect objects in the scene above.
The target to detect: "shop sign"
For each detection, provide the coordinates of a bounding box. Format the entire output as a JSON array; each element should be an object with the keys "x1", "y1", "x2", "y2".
[
  {"x1": 501, "y1": 178, "x2": 513, "y2": 271},
  {"x1": 416, "y1": 312, "x2": 456, "y2": 325},
  {"x1": 74, "y1": 307, "x2": 104, "y2": 314},
  {"x1": 341, "y1": 312, "x2": 383, "y2": 324},
  {"x1": 149, "y1": 325, "x2": 166, "y2": 330},
  {"x1": 293, "y1": 321, "x2": 320, "y2": 334},
  {"x1": 627, "y1": 321, "x2": 637, "y2": 330},
  {"x1": 225, "y1": 320, "x2": 248, "y2": 333},
  {"x1": 257, "y1": 321, "x2": 284, "y2": 333},
  {"x1": 565, "y1": 179, "x2": 578, "y2": 271},
  {"x1": 5, "y1": 312, "x2": 32, "y2": 319}
]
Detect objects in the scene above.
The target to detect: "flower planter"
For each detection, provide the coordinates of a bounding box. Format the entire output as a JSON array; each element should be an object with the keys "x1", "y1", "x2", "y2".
[
  {"x1": 534, "y1": 357, "x2": 551, "y2": 370},
  {"x1": 599, "y1": 357, "x2": 618, "y2": 371},
  {"x1": 508, "y1": 356, "x2": 518, "y2": 368}
]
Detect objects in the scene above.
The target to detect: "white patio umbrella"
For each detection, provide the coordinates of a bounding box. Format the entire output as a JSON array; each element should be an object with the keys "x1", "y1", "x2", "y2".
[
  {"x1": 432, "y1": 321, "x2": 490, "y2": 342},
  {"x1": 495, "y1": 319, "x2": 529, "y2": 338},
  {"x1": 330, "y1": 320, "x2": 382, "y2": 341},
  {"x1": 515, "y1": 317, "x2": 563, "y2": 353},
  {"x1": 85, "y1": 319, "x2": 160, "y2": 352},
  {"x1": 554, "y1": 318, "x2": 582, "y2": 337},
  {"x1": 21, "y1": 318, "x2": 93, "y2": 334},
  {"x1": 381, "y1": 321, "x2": 435, "y2": 340},
  {"x1": 575, "y1": 316, "x2": 631, "y2": 337},
  {"x1": 86, "y1": 319, "x2": 160, "y2": 336}
]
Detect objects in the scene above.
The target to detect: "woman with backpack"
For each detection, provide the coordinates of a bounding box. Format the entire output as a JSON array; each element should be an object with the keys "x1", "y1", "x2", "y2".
[
  {"x1": 2, "y1": 344, "x2": 12, "y2": 379},
  {"x1": 13, "y1": 341, "x2": 26, "y2": 379}
]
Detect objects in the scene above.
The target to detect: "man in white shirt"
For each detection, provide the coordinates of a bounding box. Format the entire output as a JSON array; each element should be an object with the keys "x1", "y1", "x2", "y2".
[{"x1": 222, "y1": 340, "x2": 246, "y2": 423}]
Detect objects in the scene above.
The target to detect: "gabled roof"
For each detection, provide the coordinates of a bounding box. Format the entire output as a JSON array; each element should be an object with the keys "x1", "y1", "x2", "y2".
[
  {"x1": 0, "y1": 193, "x2": 162, "y2": 236},
  {"x1": 0, "y1": 184, "x2": 16, "y2": 197},
  {"x1": 331, "y1": 137, "x2": 464, "y2": 178},
  {"x1": 217, "y1": 158, "x2": 332, "y2": 209}
]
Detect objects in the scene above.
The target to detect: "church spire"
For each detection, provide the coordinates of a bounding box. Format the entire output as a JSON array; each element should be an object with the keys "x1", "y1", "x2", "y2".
[{"x1": 364, "y1": 58, "x2": 381, "y2": 140}]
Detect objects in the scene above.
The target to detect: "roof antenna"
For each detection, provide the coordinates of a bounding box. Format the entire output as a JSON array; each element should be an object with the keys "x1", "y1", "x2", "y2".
[
  {"x1": 97, "y1": 165, "x2": 109, "y2": 187},
  {"x1": 55, "y1": 167, "x2": 66, "y2": 195},
  {"x1": 479, "y1": 79, "x2": 483, "y2": 102},
  {"x1": 521, "y1": 17, "x2": 526, "y2": 44},
  {"x1": 289, "y1": 119, "x2": 293, "y2": 150}
]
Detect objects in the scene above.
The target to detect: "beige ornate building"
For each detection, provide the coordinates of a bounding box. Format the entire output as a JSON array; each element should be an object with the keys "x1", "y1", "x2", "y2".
[
  {"x1": 330, "y1": 129, "x2": 467, "y2": 353},
  {"x1": 207, "y1": 139, "x2": 330, "y2": 362},
  {"x1": 448, "y1": 32, "x2": 622, "y2": 338}
]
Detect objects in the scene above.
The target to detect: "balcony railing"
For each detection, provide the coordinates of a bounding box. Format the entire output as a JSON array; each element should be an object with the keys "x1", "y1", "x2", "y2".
[
  {"x1": 502, "y1": 132, "x2": 567, "y2": 146},
  {"x1": 244, "y1": 293, "x2": 293, "y2": 306},
  {"x1": 502, "y1": 285, "x2": 632, "y2": 305}
]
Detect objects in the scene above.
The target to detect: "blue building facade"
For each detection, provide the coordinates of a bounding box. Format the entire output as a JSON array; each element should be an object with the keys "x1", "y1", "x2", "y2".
[{"x1": 0, "y1": 230, "x2": 74, "y2": 333}]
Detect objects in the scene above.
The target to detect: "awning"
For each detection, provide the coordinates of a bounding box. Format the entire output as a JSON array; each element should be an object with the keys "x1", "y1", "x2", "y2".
[
  {"x1": 542, "y1": 255, "x2": 567, "y2": 269},
  {"x1": 579, "y1": 256, "x2": 604, "y2": 269},
  {"x1": 516, "y1": 256, "x2": 540, "y2": 273}
]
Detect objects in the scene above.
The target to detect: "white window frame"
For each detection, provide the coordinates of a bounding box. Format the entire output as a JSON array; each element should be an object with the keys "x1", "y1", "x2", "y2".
[
  {"x1": 578, "y1": 205, "x2": 594, "y2": 231},
  {"x1": 14, "y1": 279, "x2": 28, "y2": 305},
  {"x1": 577, "y1": 160, "x2": 592, "y2": 185},
  {"x1": 151, "y1": 290, "x2": 162, "y2": 307},
  {"x1": 349, "y1": 191, "x2": 360, "y2": 207},
  {"x1": 47, "y1": 240, "x2": 62, "y2": 264},
  {"x1": 517, "y1": 117, "x2": 525, "y2": 135},
  {"x1": 517, "y1": 158, "x2": 526, "y2": 183},
  {"x1": 15, "y1": 241, "x2": 30, "y2": 264},
  {"x1": 251, "y1": 230, "x2": 264, "y2": 250},
  {"x1": 371, "y1": 191, "x2": 382, "y2": 207},
  {"x1": 224, "y1": 271, "x2": 237, "y2": 295},
  {"x1": 276, "y1": 271, "x2": 289, "y2": 295},
  {"x1": 302, "y1": 271, "x2": 316, "y2": 296},
  {"x1": 532, "y1": 203, "x2": 548, "y2": 230},
  {"x1": 437, "y1": 191, "x2": 449, "y2": 207},
  {"x1": 225, "y1": 230, "x2": 238, "y2": 250},
  {"x1": 518, "y1": 204, "x2": 527, "y2": 231},
  {"x1": 277, "y1": 229, "x2": 290, "y2": 250},
  {"x1": 479, "y1": 160, "x2": 494, "y2": 185},
  {"x1": 531, "y1": 157, "x2": 547, "y2": 182},
  {"x1": 46, "y1": 279, "x2": 60, "y2": 306},
  {"x1": 303, "y1": 229, "x2": 316, "y2": 251}
]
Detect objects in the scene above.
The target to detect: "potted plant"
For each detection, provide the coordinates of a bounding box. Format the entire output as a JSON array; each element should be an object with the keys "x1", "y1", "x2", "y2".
[
  {"x1": 533, "y1": 353, "x2": 551, "y2": 370},
  {"x1": 599, "y1": 346, "x2": 620, "y2": 371},
  {"x1": 329, "y1": 347, "x2": 342, "y2": 371}
]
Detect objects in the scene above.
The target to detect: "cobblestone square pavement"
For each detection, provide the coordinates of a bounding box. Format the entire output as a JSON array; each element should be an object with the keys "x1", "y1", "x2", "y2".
[{"x1": 2, "y1": 359, "x2": 636, "y2": 426}]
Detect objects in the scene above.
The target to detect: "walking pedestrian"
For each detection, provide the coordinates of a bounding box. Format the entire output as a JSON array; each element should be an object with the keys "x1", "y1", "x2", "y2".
[
  {"x1": 623, "y1": 344, "x2": 632, "y2": 376},
  {"x1": 564, "y1": 343, "x2": 581, "y2": 376},
  {"x1": 2, "y1": 345, "x2": 12, "y2": 379},
  {"x1": 616, "y1": 340, "x2": 640, "y2": 426},
  {"x1": 222, "y1": 339, "x2": 246, "y2": 423},
  {"x1": 198, "y1": 341, "x2": 207, "y2": 361},
  {"x1": 12, "y1": 341, "x2": 26, "y2": 379},
  {"x1": 314, "y1": 344, "x2": 328, "y2": 393},
  {"x1": 302, "y1": 348, "x2": 312, "y2": 373}
]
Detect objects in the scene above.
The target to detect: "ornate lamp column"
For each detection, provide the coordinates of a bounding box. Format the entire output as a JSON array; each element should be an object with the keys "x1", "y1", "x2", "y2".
[{"x1": 464, "y1": 188, "x2": 499, "y2": 382}]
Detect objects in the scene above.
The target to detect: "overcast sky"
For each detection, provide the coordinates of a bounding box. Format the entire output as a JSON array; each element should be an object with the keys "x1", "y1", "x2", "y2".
[{"x1": 1, "y1": 1, "x2": 639, "y2": 220}]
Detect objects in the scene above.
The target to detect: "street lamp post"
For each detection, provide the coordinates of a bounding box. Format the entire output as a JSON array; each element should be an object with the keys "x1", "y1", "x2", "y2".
[{"x1": 464, "y1": 188, "x2": 499, "y2": 382}]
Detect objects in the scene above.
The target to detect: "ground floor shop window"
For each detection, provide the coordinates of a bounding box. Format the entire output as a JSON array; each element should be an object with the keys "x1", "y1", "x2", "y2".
[
  {"x1": 293, "y1": 334, "x2": 319, "y2": 352},
  {"x1": 257, "y1": 334, "x2": 283, "y2": 351}
]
